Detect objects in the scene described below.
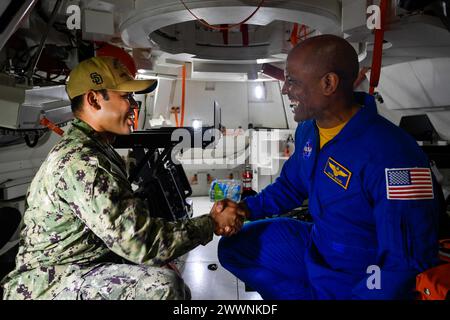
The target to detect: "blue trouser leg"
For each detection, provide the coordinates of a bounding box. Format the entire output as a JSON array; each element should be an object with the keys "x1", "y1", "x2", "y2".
[{"x1": 218, "y1": 217, "x2": 313, "y2": 300}]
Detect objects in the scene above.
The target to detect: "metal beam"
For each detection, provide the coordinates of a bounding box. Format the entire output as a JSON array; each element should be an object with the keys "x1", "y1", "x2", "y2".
[{"x1": 0, "y1": 0, "x2": 38, "y2": 52}]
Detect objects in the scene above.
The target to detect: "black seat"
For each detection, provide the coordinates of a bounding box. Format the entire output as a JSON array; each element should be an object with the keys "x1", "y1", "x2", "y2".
[
  {"x1": 0, "y1": 207, "x2": 22, "y2": 299},
  {"x1": 0, "y1": 207, "x2": 21, "y2": 249}
]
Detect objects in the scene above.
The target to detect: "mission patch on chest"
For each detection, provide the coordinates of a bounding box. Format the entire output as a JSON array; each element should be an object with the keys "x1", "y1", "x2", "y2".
[{"x1": 324, "y1": 157, "x2": 352, "y2": 190}]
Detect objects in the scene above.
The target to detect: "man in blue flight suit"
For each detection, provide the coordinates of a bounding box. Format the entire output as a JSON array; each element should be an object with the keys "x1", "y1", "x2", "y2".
[{"x1": 217, "y1": 34, "x2": 441, "y2": 299}]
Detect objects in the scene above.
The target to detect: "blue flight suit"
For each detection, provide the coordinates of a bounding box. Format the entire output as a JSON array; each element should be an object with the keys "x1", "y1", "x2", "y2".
[{"x1": 218, "y1": 92, "x2": 440, "y2": 300}]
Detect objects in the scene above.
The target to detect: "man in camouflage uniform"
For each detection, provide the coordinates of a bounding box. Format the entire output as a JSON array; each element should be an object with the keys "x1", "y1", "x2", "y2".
[{"x1": 1, "y1": 56, "x2": 243, "y2": 300}]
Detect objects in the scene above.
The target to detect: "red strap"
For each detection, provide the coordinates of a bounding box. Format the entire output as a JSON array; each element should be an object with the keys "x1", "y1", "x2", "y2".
[
  {"x1": 241, "y1": 24, "x2": 249, "y2": 47},
  {"x1": 369, "y1": 0, "x2": 388, "y2": 95},
  {"x1": 165, "y1": 262, "x2": 182, "y2": 278},
  {"x1": 221, "y1": 25, "x2": 229, "y2": 45},
  {"x1": 290, "y1": 23, "x2": 299, "y2": 47},
  {"x1": 40, "y1": 117, "x2": 64, "y2": 136}
]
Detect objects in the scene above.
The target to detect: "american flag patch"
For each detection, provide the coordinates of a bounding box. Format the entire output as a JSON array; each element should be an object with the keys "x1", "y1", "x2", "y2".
[{"x1": 385, "y1": 168, "x2": 434, "y2": 200}]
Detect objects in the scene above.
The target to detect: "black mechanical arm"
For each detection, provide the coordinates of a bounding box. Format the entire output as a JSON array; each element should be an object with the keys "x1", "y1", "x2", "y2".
[{"x1": 113, "y1": 126, "x2": 218, "y2": 221}]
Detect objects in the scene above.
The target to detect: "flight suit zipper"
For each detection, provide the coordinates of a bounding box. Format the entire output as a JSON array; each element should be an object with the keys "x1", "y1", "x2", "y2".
[{"x1": 309, "y1": 124, "x2": 321, "y2": 216}]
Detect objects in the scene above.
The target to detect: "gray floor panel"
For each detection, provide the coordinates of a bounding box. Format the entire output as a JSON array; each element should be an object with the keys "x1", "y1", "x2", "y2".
[
  {"x1": 181, "y1": 261, "x2": 238, "y2": 300},
  {"x1": 186, "y1": 196, "x2": 262, "y2": 300},
  {"x1": 180, "y1": 235, "x2": 221, "y2": 263},
  {"x1": 237, "y1": 279, "x2": 262, "y2": 300}
]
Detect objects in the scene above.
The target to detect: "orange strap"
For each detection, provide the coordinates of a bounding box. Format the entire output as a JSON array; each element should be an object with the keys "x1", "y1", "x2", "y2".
[
  {"x1": 175, "y1": 111, "x2": 179, "y2": 127},
  {"x1": 40, "y1": 117, "x2": 64, "y2": 136},
  {"x1": 180, "y1": 64, "x2": 186, "y2": 127},
  {"x1": 133, "y1": 108, "x2": 139, "y2": 130},
  {"x1": 170, "y1": 106, "x2": 180, "y2": 127},
  {"x1": 290, "y1": 23, "x2": 299, "y2": 46},
  {"x1": 290, "y1": 23, "x2": 310, "y2": 47}
]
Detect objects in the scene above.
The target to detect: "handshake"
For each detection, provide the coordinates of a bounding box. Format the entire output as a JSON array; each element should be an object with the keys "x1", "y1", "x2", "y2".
[{"x1": 209, "y1": 199, "x2": 250, "y2": 237}]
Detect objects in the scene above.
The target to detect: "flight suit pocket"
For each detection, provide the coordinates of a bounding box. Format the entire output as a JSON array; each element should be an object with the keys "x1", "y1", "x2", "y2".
[
  {"x1": 319, "y1": 190, "x2": 362, "y2": 210},
  {"x1": 317, "y1": 184, "x2": 373, "y2": 224}
]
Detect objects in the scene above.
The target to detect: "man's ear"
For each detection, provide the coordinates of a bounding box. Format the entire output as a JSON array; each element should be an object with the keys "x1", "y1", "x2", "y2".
[
  {"x1": 321, "y1": 72, "x2": 339, "y2": 96},
  {"x1": 85, "y1": 91, "x2": 101, "y2": 110}
]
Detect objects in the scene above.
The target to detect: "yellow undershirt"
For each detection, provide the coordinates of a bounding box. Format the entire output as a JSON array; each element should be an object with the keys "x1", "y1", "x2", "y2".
[{"x1": 317, "y1": 121, "x2": 348, "y2": 149}]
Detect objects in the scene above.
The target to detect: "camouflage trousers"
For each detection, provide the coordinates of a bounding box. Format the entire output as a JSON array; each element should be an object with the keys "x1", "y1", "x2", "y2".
[{"x1": 54, "y1": 263, "x2": 191, "y2": 300}]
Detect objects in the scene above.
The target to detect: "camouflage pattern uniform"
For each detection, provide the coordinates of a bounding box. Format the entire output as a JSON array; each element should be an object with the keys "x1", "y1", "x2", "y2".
[{"x1": 1, "y1": 119, "x2": 214, "y2": 300}]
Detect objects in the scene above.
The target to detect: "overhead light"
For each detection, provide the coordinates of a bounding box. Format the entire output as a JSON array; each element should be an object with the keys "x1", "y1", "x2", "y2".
[
  {"x1": 254, "y1": 84, "x2": 264, "y2": 100},
  {"x1": 256, "y1": 58, "x2": 284, "y2": 64},
  {"x1": 192, "y1": 119, "x2": 202, "y2": 130}
]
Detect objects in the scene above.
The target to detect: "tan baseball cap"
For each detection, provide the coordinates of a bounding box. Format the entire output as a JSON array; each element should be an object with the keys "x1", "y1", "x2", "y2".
[{"x1": 66, "y1": 56, "x2": 157, "y2": 99}]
